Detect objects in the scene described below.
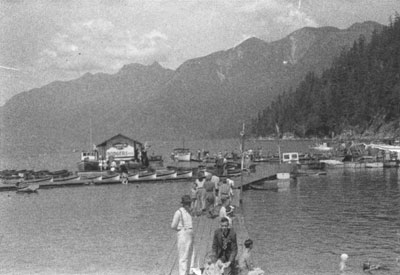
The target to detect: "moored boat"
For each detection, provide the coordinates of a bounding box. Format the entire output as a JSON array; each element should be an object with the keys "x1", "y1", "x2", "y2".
[
  {"x1": 171, "y1": 148, "x2": 191, "y2": 162},
  {"x1": 16, "y1": 184, "x2": 39, "y2": 193},
  {"x1": 138, "y1": 171, "x2": 157, "y2": 180},
  {"x1": 156, "y1": 169, "x2": 177, "y2": 179},
  {"x1": 18, "y1": 176, "x2": 53, "y2": 185},
  {"x1": 50, "y1": 175, "x2": 80, "y2": 183},
  {"x1": 128, "y1": 172, "x2": 139, "y2": 181},
  {"x1": 101, "y1": 173, "x2": 120, "y2": 181},
  {"x1": 176, "y1": 169, "x2": 193, "y2": 178}
]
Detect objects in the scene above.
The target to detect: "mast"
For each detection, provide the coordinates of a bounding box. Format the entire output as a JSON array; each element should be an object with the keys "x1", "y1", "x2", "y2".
[
  {"x1": 240, "y1": 123, "x2": 245, "y2": 171},
  {"x1": 89, "y1": 117, "x2": 93, "y2": 152},
  {"x1": 240, "y1": 123, "x2": 245, "y2": 195},
  {"x1": 276, "y1": 123, "x2": 281, "y2": 163}
]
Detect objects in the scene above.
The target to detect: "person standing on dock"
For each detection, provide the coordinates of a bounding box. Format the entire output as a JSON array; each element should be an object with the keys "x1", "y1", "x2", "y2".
[
  {"x1": 196, "y1": 174, "x2": 206, "y2": 214},
  {"x1": 204, "y1": 174, "x2": 216, "y2": 218},
  {"x1": 212, "y1": 217, "x2": 238, "y2": 275},
  {"x1": 171, "y1": 195, "x2": 194, "y2": 275}
]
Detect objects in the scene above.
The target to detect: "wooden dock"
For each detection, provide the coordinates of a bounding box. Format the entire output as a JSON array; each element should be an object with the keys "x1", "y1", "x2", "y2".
[{"x1": 159, "y1": 174, "x2": 263, "y2": 275}]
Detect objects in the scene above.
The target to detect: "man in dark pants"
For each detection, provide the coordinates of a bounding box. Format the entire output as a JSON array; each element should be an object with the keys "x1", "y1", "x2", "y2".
[{"x1": 212, "y1": 217, "x2": 238, "y2": 275}]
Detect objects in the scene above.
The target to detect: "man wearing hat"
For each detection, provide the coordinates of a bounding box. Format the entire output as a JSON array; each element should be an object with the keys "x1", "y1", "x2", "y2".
[{"x1": 171, "y1": 195, "x2": 194, "y2": 275}]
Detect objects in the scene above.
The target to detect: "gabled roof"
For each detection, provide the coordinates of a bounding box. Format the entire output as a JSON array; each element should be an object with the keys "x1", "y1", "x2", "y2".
[{"x1": 96, "y1": 133, "x2": 142, "y2": 147}]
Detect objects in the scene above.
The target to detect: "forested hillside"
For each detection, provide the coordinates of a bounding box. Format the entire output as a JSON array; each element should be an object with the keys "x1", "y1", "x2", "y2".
[{"x1": 250, "y1": 15, "x2": 400, "y2": 139}]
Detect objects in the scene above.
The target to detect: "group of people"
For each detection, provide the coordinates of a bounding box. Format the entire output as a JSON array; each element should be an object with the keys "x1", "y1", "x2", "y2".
[
  {"x1": 190, "y1": 174, "x2": 235, "y2": 220},
  {"x1": 171, "y1": 191, "x2": 264, "y2": 275}
]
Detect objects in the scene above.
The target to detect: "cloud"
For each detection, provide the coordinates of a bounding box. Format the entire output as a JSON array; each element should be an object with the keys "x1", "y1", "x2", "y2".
[{"x1": 39, "y1": 18, "x2": 170, "y2": 73}]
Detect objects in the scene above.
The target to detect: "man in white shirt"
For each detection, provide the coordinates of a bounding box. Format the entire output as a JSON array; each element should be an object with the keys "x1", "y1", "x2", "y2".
[{"x1": 171, "y1": 195, "x2": 194, "y2": 275}]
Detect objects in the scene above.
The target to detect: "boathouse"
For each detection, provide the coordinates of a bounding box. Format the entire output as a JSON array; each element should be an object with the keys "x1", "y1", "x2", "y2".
[{"x1": 96, "y1": 133, "x2": 143, "y2": 161}]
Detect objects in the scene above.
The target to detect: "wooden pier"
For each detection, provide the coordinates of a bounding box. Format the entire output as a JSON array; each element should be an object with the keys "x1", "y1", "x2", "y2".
[{"x1": 158, "y1": 172, "x2": 266, "y2": 275}]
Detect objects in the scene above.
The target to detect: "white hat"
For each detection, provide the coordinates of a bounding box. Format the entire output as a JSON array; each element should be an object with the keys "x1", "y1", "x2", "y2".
[{"x1": 340, "y1": 254, "x2": 348, "y2": 261}]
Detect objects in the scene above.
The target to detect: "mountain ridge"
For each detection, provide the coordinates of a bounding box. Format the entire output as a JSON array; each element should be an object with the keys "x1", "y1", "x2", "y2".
[{"x1": 1, "y1": 21, "x2": 384, "y2": 152}]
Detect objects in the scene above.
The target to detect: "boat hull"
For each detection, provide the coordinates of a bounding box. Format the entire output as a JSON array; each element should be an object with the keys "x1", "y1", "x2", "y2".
[
  {"x1": 138, "y1": 171, "x2": 157, "y2": 180},
  {"x1": 156, "y1": 170, "x2": 177, "y2": 179}
]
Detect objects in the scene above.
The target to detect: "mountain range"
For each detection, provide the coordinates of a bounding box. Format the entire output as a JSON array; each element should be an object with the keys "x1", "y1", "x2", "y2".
[{"x1": 1, "y1": 21, "x2": 384, "y2": 152}]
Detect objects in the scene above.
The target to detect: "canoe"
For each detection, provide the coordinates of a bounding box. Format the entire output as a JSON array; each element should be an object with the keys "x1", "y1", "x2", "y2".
[
  {"x1": 156, "y1": 169, "x2": 177, "y2": 179},
  {"x1": 16, "y1": 184, "x2": 39, "y2": 193}
]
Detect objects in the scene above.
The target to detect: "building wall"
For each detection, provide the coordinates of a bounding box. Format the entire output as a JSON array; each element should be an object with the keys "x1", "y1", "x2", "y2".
[{"x1": 96, "y1": 135, "x2": 142, "y2": 161}]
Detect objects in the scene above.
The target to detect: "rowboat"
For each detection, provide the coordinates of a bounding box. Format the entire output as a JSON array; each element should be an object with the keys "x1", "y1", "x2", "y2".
[
  {"x1": 128, "y1": 172, "x2": 139, "y2": 181},
  {"x1": 85, "y1": 175, "x2": 103, "y2": 182},
  {"x1": 156, "y1": 169, "x2": 177, "y2": 179},
  {"x1": 138, "y1": 171, "x2": 157, "y2": 180},
  {"x1": 16, "y1": 184, "x2": 40, "y2": 193},
  {"x1": 176, "y1": 170, "x2": 193, "y2": 178},
  {"x1": 18, "y1": 176, "x2": 53, "y2": 185},
  {"x1": 101, "y1": 173, "x2": 120, "y2": 181},
  {"x1": 50, "y1": 175, "x2": 80, "y2": 183},
  {"x1": 249, "y1": 184, "x2": 278, "y2": 191}
]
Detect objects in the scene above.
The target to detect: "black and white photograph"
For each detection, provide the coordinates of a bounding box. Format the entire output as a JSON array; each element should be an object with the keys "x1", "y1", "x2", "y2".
[{"x1": 0, "y1": 0, "x2": 399, "y2": 274}]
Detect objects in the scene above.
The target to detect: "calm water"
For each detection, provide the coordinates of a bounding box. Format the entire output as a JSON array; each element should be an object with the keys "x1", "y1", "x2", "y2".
[
  {"x1": 0, "y1": 166, "x2": 399, "y2": 274},
  {"x1": 1, "y1": 139, "x2": 399, "y2": 274}
]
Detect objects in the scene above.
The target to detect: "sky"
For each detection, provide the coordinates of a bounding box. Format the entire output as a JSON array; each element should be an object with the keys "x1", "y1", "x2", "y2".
[{"x1": 0, "y1": 0, "x2": 398, "y2": 106}]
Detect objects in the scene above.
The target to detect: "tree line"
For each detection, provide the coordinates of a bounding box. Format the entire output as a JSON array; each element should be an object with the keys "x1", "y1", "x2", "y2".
[{"x1": 250, "y1": 14, "x2": 400, "y2": 139}]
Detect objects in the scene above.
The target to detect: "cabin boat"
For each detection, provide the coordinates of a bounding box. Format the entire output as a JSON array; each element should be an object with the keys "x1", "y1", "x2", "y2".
[
  {"x1": 171, "y1": 148, "x2": 191, "y2": 162},
  {"x1": 77, "y1": 151, "x2": 99, "y2": 172},
  {"x1": 282, "y1": 152, "x2": 299, "y2": 164}
]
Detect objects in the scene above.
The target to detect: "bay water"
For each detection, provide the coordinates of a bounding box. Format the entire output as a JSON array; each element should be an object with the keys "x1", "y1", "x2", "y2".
[{"x1": 0, "y1": 139, "x2": 399, "y2": 274}]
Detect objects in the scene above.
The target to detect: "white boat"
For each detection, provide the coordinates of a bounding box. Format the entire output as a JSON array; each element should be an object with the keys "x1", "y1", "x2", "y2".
[
  {"x1": 176, "y1": 170, "x2": 193, "y2": 178},
  {"x1": 319, "y1": 159, "x2": 344, "y2": 168},
  {"x1": 50, "y1": 175, "x2": 80, "y2": 183},
  {"x1": 365, "y1": 162, "x2": 384, "y2": 168},
  {"x1": 101, "y1": 173, "x2": 120, "y2": 181},
  {"x1": 128, "y1": 172, "x2": 139, "y2": 181},
  {"x1": 85, "y1": 175, "x2": 102, "y2": 182},
  {"x1": 138, "y1": 171, "x2": 157, "y2": 180},
  {"x1": 156, "y1": 169, "x2": 177, "y2": 179},
  {"x1": 276, "y1": 172, "x2": 290, "y2": 180},
  {"x1": 310, "y1": 143, "x2": 334, "y2": 151},
  {"x1": 282, "y1": 152, "x2": 299, "y2": 164},
  {"x1": 16, "y1": 184, "x2": 39, "y2": 193},
  {"x1": 172, "y1": 148, "x2": 191, "y2": 162}
]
